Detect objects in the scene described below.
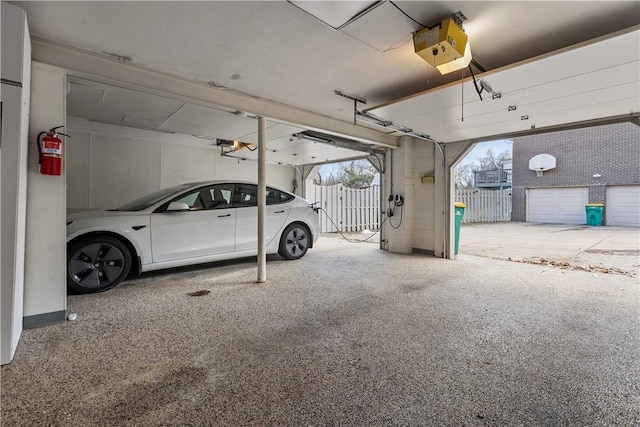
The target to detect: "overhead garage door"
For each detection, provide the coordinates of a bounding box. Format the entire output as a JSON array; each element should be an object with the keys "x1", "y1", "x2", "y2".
[
  {"x1": 527, "y1": 187, "x2": 588, "y2": 224},
  {"x1": 606, "y1": 185, "x2": 640, "y2": 227}
]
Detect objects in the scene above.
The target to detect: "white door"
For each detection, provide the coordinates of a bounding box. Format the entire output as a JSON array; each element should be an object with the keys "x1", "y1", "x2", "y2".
[
  {"x1": 527, "y1": 187, "x2": 588, "y2": 224},
  {"x1": 606, "y1": 185, "x2": 640, "y2": 227},
  {"x1": 151, "y1": 184, "x2": 236, "y2": 262}
]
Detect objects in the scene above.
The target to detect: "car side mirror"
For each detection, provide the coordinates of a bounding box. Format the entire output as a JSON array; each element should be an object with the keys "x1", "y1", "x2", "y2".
[{"x1": 167, "y1": 202, "x2": 190, "y2": 211}]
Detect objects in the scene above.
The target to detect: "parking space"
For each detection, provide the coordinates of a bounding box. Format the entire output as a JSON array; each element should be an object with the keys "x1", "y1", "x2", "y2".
[
  {"x1": 459, "y1": 222, "x2": 640, "y2": 277},
  {"x1": 2, "y1": 235, "x2": 637, "y2": 425}
]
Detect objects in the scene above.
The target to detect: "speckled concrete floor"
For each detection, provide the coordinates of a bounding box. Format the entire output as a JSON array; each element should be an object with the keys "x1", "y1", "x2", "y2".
[{"x1": 2, "y1": 235, "x2": 638, "y2": 426}]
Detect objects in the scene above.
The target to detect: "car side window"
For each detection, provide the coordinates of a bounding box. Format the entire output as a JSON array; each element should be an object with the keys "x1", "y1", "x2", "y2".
[
  {"x1": 236, "y1": 184, "x2": 294, "y2": 207},
  {"x1": 237, "y1": 184, "x2": 258, "y2": 207},
  {"x1": 200, "y1": 184, "x2": 234, "y2": 210},
  {"x1": 173, "y1": 190, "x2": 203, "y2": 210},
  {"x1": 267, "y1": 188, "x2": 294, "y2": 205},
  {"x1": 170, "y1": 184, "x2": 235, "y2": 211}
]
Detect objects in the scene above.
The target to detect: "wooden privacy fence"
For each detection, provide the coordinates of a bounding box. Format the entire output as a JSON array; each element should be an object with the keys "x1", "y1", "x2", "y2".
[
  {"x1": 307, "y1": 184, "x2": 381, "y2": 233},
  {"x1": 455, "y1": 189, "x2": 512, "y2": 223}
]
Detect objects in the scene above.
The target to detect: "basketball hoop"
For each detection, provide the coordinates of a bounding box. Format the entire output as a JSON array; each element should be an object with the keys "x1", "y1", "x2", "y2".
[{"x1": 529, "y1": 154, "x2": 556, "y2": 177}]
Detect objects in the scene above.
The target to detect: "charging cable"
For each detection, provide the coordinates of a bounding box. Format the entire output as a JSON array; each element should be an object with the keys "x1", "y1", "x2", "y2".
[
  {"x1": 388, "y1": 205, "x2": 403, "y2": 229},
  {"x1": 314, "y1": 193, "x2": 404, "y2": 242},
  {"x1": 318, "y1": 207, "x2": 389, "y2": 243}
]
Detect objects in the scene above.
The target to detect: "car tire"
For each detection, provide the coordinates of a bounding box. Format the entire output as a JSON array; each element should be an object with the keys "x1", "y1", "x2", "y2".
[
  {"x1": 67, "y1": 235, "x2": 132, "y2": 294},
  {"x1": 278, "y1": 223, "x2": 310, "y2": 260}
]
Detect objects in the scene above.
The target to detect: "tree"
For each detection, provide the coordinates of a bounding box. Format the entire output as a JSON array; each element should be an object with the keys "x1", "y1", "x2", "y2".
[
  {"x1": 477, "y1": 148, "x2": 511, "y2": 170},
  {"x1": 339, "y1": 160, "x2": 377, "y2": 188},
  {"x1": 455, "y1": 163, "x2": 475, "y2": 189},
  {"x1": 314, "y1": 160, "x2": 377, "y2": 188}
]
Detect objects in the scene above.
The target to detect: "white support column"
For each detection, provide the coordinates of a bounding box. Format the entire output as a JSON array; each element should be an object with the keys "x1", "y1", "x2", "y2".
[
  {"x1": 1, "y1": 3, "x2": 31, "y2": 364},
  {"x1": 433, "y1": 145, "x2": 446, "y2": 258},
  {"x1": 437, "y1": 140, "x2": 472, "y2": 259},
  {"x1": 257, "y1": 116, "x2": 267, "y2": 283},
  {"x1": 386, "y1": 136, "x2": 414, "y2": 254},
  {"x1": 23, "y1": 62, "x2": 67, "y2": 327}
]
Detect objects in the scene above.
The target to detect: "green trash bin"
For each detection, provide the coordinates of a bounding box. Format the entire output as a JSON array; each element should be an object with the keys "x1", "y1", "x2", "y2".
[
  {"x1": 585, "y1": 203, "x2": 604, "y2": 226},
  {"x1": 454, "y1": 202, "x2": 466, "y2": 255}
]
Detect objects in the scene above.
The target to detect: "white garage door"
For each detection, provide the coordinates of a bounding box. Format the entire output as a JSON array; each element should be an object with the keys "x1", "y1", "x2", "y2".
[
  {"x1": 527, "y1": 187, "x2": 588, "y2": 224},
  {"x1": 606, "y1": 185, "x2": 640, "y2": 227}
]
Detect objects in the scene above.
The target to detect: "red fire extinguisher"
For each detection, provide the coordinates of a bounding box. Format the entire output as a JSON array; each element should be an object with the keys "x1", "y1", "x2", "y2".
[{"x1": 37, "y1": 126, "x2": 68, "y2": 175}]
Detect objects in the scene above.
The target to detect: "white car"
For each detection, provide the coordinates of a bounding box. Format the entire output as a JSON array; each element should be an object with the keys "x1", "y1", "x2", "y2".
[{"x1": 67, "y1": 181, "x2": 320, "y2": 293}]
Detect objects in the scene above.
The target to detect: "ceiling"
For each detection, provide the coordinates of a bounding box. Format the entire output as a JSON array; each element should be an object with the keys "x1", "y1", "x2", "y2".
[
  {"x1": 66, "y1": 76, "x2": 382, "y2": 166},
  {"x1": 369, "y1": 27, "x2": 640, "y2": 143},
  {"x1": 15, "y1": 1, "x2": 640, "y2": 158}
]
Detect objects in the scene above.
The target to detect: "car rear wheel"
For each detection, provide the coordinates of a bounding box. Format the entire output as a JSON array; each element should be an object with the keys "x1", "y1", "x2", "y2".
[
  {"x1": 278, "y1": 223, "x2": 310, "y2": 260},
  {"x1": 67, "y1": 235, "x2": 132, "y2": 294}
]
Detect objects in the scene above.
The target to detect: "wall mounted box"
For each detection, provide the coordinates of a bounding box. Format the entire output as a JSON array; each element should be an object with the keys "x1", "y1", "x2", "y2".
[{"x1": 421, "y1": 176, "x2": 435, "y2": 184}]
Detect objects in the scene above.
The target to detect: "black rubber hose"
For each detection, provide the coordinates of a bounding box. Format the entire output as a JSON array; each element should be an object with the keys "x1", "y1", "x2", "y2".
[{"x1": 36, "y1": 131, "x2": 46, "y2": 165}]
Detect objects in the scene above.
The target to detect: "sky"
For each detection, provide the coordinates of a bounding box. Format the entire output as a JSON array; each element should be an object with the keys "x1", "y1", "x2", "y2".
[{"x1": 457, "y1": 139, "x2": 512, "y2": 167}]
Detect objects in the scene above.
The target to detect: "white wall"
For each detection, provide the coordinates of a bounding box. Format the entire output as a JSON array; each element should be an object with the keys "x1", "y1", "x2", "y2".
[
  {"x1": 381, "y1": 136, "x2": 457, "y2": 257},
  {"x1": 1, "y1": 3, "x2": 31, "y2": 364},
  {"x1": 66, "y1": 118, "x2": 296, "y2": 209},
  {"x1": 23, "y1": 62, "x2": 67, "y2": 327},
  {"x1": 413, "y1": 142, "x2": 436, "y2": 251}
]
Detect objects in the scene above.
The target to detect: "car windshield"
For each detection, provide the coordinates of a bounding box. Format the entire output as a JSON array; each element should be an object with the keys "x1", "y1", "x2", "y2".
[{"x1": 114, "y1": 184, "x2": 194, "y2": 211}]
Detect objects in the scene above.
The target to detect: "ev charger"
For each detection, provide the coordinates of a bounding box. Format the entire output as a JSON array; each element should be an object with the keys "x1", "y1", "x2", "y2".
[{"x1": 387, "y1": 194, "x2": 404, "y2": 217}]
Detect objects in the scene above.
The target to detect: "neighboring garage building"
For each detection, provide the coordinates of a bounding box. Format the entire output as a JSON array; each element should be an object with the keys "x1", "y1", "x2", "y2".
[{"x1": 511, "y1": 122, "x2": 640, "y2": 226}]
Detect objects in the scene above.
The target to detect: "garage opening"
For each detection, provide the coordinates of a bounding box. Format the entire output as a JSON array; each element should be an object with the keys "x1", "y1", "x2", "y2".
[
  {"x1": 454, "y1": 139, "x2": 513, "y2": 223},
  {"x1": 453, "y1": 122, "x2": 640, "y2": 278},
  {"x1": 307, "y1": 160, "x2": 382, "y2": 238}
]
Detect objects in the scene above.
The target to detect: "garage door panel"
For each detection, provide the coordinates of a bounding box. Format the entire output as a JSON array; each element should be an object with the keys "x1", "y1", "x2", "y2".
[
  {"x1": 606, "y1": 186, "x2": 640, "y2": 227},
  {"x1": 528, "y1": 187, "x2": 588, "y2": 224}
]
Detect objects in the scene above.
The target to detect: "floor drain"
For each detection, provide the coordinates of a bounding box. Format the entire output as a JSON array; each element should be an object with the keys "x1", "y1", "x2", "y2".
[{"x1": 187, "y1": 290, "x2": 210, "y2": 297}]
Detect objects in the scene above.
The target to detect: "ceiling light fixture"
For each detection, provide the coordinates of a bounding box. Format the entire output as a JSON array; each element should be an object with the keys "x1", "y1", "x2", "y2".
[{"x1": 435, "y1": 41, "x2": 473, "y2": 75}]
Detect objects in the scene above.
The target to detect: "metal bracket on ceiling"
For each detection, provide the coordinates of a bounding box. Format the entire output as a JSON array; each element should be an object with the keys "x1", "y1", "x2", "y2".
[
  {"x1": 219, "y1": 141, "x2": 257, "y2": 157},
  {"x1": 298, "y1": 129, "x2": 384, "y2": 156},
  {"x1": 367, "y1": 152, "x2": 385, "y2": 174},
  {"x1": 334, "y1": 90, "x2": 367, "y2": 125},
  {"x1": 468, "y1": 64, "x2": 501, "y2": 101},
  {"x1": 452, "y1": 11, "x2": 468, "y2": 27},
  {"x1": 356, "y1": 111, "x2": 436, "y2": 143},
  {"x1": 294, "y1": 164, "x2": 317, "y2": 181}
]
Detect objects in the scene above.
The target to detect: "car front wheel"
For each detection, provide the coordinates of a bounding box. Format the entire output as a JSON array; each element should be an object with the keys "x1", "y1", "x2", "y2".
[
  {"x1": 278, "y1": 223, "x2": 310, "y2": 260},
  {"x1": 67, "y1": 235, "x2": 132, "y2": 294}
]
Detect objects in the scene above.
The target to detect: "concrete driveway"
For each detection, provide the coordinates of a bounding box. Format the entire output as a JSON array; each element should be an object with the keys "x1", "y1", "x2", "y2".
[
  {"x1": 2, "y1": 234, "x2": 638, "y2": 425},
  {"x1": 459, "y1": 222, "x2": 640, "y2": 278}
]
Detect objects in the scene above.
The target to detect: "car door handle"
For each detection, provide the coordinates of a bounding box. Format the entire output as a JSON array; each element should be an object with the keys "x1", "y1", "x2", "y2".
[
  {"x1": 274, "y1": 210, "x2": 285, "y2": 213},
  {"x1": 217, "y1": 214, "x2": 231, "y2": 217}
]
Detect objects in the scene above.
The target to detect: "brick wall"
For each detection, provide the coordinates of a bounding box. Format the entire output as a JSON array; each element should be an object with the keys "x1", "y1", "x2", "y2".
[{"x1": 512, "y1": 122, "x2": 640, "y2": 222}]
